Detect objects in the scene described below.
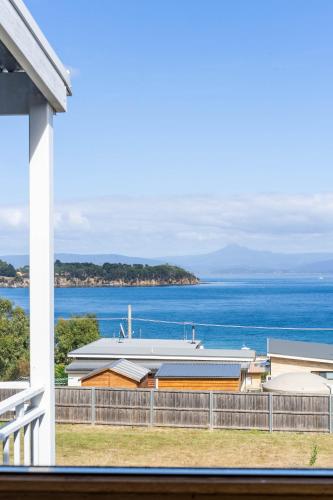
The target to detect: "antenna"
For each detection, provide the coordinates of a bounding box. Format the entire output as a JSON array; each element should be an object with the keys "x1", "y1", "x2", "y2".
[
  {"x1": 191, "y1": 324, "x2": 196, "y2": 344},
  {"x1": 128, "y1": 304, "x2": 132, "y2": 339},
  {"x1": 119, "y1": 323, "x2": 125, "y2": 342}
]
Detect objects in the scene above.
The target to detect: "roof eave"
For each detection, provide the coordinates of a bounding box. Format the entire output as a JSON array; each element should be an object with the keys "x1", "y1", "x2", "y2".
[{"x1": 0, "y1": 0, "x2": 71, "y2": 112}]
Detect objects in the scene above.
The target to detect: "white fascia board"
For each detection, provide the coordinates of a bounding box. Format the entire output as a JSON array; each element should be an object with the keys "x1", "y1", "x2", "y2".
[
  {"x1": 69, "y1": 354, "x2": 254, "y2": 362},
  {"x1": 0, "y1": 0, "x2": 71, "y2": 112},
  {"x1": 268, "y1": 352, "x2": 333, "y2": 365}
]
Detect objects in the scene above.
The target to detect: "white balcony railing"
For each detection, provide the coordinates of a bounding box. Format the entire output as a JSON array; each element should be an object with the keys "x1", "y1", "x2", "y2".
[{"x1": 0, "y1": 385, "x2": 45, "y2": 465}]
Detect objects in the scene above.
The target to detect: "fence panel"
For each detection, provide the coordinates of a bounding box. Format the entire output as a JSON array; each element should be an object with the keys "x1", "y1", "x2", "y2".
[
  {"x1": 213, "y1": 392, "x2": 270, "y2": 430},
  {"x1": 95, "y1": 388, "x2": 151, "y2": 426},
  {"x1": 153, "y1": 390, "x2": 210, "y2": 428},
  {"x1": 56, "y1": 387, "x2": 92, "y2": 423},
  {"x1": 272, "y1": 394, "x2": 329, "y2": 432}
]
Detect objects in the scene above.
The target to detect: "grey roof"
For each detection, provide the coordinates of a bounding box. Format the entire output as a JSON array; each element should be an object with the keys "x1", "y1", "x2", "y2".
[
  {"x1": 69, "y1": 338, "x2": 255, "y2": 361},
  {"x1": 69, "y1": 338, "x2": 201, "y2": 357},
  {"x1": 80, "y1": 359, "x2": 149, "y2": 383},
  {"x1": 156, "y1": 363, "x2": 241, "y2": 379},
  {"x1": 268, "y1": 338, "x2": 333, "y2": 363}
]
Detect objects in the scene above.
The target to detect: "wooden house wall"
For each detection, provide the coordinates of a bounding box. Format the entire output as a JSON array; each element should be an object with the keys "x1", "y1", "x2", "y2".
[
  {"x1": 157, "y1": 377, "x2": 240, "y2": 391},
  {"x1": 82, "y1": 369, "x2": 141, "y2": 388}
]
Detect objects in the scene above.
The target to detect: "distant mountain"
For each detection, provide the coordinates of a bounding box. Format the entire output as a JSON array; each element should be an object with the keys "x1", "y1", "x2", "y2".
[
  {"x1": 163, "y1": 245, "x2": 333, "y2": 276},
  {"x1": 3, "y1": 245, "x2": 333, "y2": 276}
]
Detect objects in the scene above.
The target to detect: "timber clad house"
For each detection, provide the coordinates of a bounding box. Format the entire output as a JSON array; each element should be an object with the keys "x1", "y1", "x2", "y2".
[
  {"x1": 66, "y1": 337, "x2": 256, "y2": 390},
  {"x1": 268, "y1": 338, "x2": 333, "y2": 379},
  {"x1": 155, "y1": 363, "x2": 242, "y2": 391}
]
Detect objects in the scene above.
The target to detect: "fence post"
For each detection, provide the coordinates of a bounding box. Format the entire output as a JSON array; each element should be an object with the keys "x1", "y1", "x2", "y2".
[
  {"x1": 91, "y1": 387, "x2": 96, "y2": 425},
  {"x1": 269, "y1": 393, "x2": 273, "y2": 432},
  {"x1": 208, "y1": 391, "x2": 213, "y2": 430},
  {"x1": 329, "y1": 394, "x2": 332, "y2": 434},
  {"x1": 150, "y1": 389, "x2": 155, "y2": 427}
]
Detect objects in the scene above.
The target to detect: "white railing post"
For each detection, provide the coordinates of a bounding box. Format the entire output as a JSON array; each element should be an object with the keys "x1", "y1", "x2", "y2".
[
  {"x1": 24, "y1": 423, "x2": 31, "y2": 466},
  {"x1": 13, "y1": 403, "x2": 24, "y2": 465},
  {"x1": 29, "y1": 99, "x2": 55, "y2": 466}
]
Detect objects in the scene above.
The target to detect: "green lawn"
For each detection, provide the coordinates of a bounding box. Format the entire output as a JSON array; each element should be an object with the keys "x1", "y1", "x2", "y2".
[{"x1": 56, "y1": 425, "x2": 333, "y2": 468}]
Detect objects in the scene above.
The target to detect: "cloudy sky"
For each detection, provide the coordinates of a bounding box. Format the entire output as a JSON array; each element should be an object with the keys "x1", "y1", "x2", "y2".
[{"x1": 1, "y1": 1, "x2": 333, "y2": 256}]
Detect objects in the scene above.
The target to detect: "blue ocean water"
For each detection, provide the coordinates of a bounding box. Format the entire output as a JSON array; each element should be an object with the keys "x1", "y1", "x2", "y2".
[{"x1": 1, "y1": 276, "x2": 333, "y2": 353}]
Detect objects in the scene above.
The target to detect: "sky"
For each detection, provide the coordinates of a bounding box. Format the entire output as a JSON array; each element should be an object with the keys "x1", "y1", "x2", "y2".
[{"x1": 1, "y1": 0, "x2": 333, "y2": 256}]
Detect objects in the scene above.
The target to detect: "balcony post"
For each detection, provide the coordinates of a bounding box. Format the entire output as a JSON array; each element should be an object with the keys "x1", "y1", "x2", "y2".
[{"x1": 29, "y1": 100, "x2": 55, "y2": 465}]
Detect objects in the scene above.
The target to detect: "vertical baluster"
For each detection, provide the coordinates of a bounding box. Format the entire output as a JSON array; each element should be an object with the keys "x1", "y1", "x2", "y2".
[
  {"x1": 14, "y1": 403, "x2": 24, "y2": 465},
  {"x1": 3, "y1": 437, "x2": 10, "y2": 465},
  {"x1": 24, "y1": 424, "x2": 31, "y2": 466},
  {"x1": 32, "y1": 418, "x2": 40, "y2": 466}
]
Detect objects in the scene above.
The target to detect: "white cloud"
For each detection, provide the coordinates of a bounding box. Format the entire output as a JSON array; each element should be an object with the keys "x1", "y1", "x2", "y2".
[{"x1": 3, "y1": 193, "x2": 333, "y2": 255}]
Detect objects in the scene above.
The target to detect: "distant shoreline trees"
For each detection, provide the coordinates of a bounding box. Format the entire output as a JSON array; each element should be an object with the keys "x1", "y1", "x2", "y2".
[{"x1": 0, "y1": 259, "x2": 199, "y2": 286}]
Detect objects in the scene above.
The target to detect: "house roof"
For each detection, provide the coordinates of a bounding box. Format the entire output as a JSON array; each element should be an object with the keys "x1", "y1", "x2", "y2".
[
  {"x1": 69, "y1": 338, "x2": 255, "y2": 362},
  {"x1": 268, "y1": 338, "x2": 333, "y2": 364},
  {"x1": 80, "y1": 359, "x2": 150, "y2": 383},
  {"x1": 0, "y1": 0, "x2": 71, "y2": 112},
  {"x1": 156, "y1": 363, "x2": 241, "y2": 379}
]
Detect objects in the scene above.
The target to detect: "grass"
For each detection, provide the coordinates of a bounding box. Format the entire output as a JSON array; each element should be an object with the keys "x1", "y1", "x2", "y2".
[{"x1": 56, "y1": 425, "x2": 333, "y2": 468}]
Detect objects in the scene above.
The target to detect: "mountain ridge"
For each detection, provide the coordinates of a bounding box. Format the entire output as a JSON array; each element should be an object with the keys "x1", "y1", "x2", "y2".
[{"x1": 2, "y1": 245, "x2": 333, "y2": 276}]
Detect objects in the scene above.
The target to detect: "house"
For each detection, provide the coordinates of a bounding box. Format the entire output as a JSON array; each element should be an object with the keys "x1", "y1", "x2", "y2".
[
  {"x1": 155, "y1": 363, "x2": 243, "y2": 391},
  {"x1": 268, "y1": 338, "x2": 333, "y2": 378},
  {"x1": 66, "y1": 337, "x2": 256, "y2": 386},
  {"x1": 245, "y1": 362, "x2": 266, "y2": 391},
  {"x1": 80, "y1": 359, "x2": 149, "y2": 388}
]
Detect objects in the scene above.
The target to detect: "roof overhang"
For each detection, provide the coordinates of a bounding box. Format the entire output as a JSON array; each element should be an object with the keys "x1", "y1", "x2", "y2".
[
  {"x1": 0, "y1": 0, "x2": 71, "y2": 113},
  {"x1": 268, "y1": 352, "x2": 333, "y2": 365}
]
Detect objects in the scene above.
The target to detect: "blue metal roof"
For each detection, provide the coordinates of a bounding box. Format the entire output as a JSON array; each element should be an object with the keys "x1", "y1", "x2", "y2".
[{"x1": 156, "y1": 363, "x2": 241, "y2": 379}]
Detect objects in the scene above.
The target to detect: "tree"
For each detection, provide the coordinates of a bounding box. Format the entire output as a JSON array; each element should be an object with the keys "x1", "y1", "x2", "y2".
[
  {"x1": 55, "y1": 315, "x2": 100, "y2": 365},
  {"x1": 0, "y1": 298, "x2": 29, "y2": 380},
  {"x1": 0, "y1": 260, "x2": 16, "y2": 277}
]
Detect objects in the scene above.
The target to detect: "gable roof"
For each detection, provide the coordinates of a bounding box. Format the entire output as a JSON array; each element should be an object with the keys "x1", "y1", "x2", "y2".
[
  {"x1": 0, "y1": 0, "x2": 71, "y2": 111},
  {"x1": 80, "y1": 358, "x2": 150, "y2": 383},
  {"x1": 156, "y1": 363, "x2": 241, "y2": 379},
  {"x1": 268, "y1": 338, "x2": 333, "y2": 363}
]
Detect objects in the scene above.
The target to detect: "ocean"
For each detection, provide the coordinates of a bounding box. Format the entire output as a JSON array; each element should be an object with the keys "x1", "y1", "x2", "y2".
[{"x1": 1, "y1": 276, "x2": 333, "y2": 353}]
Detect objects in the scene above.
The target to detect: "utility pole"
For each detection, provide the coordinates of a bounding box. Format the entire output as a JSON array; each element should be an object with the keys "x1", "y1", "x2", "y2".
[{"x1": 128, "y1": 304, "x2": 132, "y2": 339}]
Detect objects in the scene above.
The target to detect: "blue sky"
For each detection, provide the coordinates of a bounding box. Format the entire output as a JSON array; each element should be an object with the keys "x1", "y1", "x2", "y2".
[{"x1": 1, "y1": 1, "x2": 333, "y2": 255}]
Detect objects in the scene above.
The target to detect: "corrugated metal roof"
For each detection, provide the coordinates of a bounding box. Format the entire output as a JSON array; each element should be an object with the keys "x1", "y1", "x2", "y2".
[
  {"x1": 268, "y1": 338, "x2": 333, "y2": 363},
  {"x1": 156, "y1": 363, "x2": 241, "y2": 379},
  {"x1": 80, "y1": 358, "x2": 149, "y2": 383}
]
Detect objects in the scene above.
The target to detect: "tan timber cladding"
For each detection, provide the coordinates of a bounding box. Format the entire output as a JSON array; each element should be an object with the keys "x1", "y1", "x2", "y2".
[
  {"x1": 81, "y1": 369, "x2": 147, "y2": 388},
  {"x1": 157, "y1": 378, "x2": 240, "y2": 391},
  {"x1": 270, "y1": 356, "x2": 333, "y2": 378}
]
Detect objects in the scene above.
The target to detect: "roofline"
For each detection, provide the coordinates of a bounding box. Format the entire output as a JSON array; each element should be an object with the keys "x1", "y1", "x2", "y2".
[
  {"x1": 0, "y1": 0, "x2": 71, "y2": 111},
  {"x1": 68, "y1": 354, "x2": 255, "y2": 362},
  {"x1": 268, "y1": 352, "x2": 333, "y2": 365},
  {"x1": 8, "y1": 0, "x2": 71, "y2": 92}
]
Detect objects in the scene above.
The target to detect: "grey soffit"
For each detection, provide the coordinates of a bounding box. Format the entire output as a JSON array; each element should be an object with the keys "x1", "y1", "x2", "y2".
[
  {"x1": 80, "y1": 358, "x2": 150, "y2": 383},
  {"x1": 0, "y1": 40, "x2": 21, "y2": 71},
  {"x1": 69, "y1": 338, "x2": 255, "y2": 359},
  {"x1": 268, "y1": 338, "x2": 333, "y2": 362},
  {"x1": 156, "y1": 363, "x2": 241, "y2": 379}
]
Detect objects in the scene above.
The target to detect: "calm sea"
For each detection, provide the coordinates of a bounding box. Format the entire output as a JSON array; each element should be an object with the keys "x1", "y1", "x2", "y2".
[{"x1": 1, "y1": 276, "x2": 333, "y2": 353}]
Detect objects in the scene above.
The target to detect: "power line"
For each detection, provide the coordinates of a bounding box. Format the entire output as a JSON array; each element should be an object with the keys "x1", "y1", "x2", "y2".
[{"x1": 54, "y1": 315, "x2": 333, "y2": 331}]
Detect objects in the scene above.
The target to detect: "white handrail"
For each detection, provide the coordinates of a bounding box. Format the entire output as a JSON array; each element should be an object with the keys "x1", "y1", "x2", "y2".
[
  {"x1": 0, "y1": 386, "x2": 44, "y2": 416},
  {"x1": 0, "y1": 386, "x2": 45, "y2": 465},
  {"x1": 0, "y1": 407, "x2": 45, "y2": 440}
]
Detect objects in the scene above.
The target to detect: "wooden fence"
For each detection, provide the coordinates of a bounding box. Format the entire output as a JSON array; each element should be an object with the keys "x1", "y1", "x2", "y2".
[{"x1": 0, "y1": 387, "x2": 331, "y2": 432}]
